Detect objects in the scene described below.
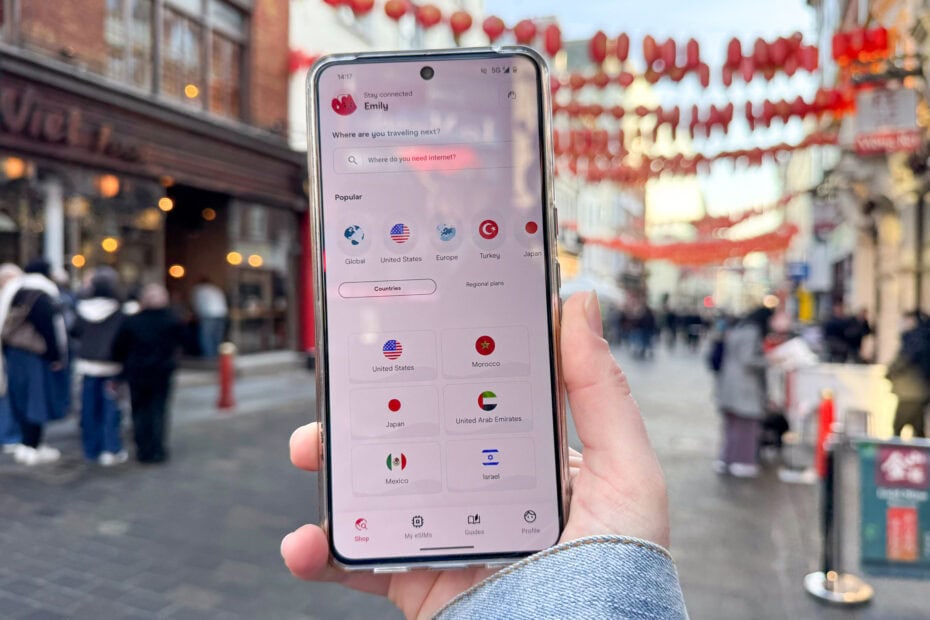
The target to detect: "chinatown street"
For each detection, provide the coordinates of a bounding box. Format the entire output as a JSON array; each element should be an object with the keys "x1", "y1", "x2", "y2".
[{"x1": 0, "y1": 349, "x2": 927, "y2": 619}]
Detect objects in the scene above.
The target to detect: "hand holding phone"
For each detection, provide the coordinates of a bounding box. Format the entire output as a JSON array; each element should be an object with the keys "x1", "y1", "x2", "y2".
[{"x1": 282, "y1": 292, "x2": 671, "y2": 619}]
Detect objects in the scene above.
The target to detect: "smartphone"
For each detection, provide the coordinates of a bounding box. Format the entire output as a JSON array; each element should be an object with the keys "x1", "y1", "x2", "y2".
[{"x1": 307, "y1": 47, "x2": 567, "y2": 571}]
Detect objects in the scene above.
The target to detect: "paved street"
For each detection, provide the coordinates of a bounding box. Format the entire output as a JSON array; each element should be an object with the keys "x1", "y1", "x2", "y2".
[{"x1": 2, "y1": 349, "x2": 929, "y2": 619}]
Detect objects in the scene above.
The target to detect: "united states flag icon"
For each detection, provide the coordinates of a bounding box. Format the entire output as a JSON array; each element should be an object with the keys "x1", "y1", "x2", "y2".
[
  {"x1": 382, "y1": 339, "x2": 403, "y2": 360},
  {"x1": 390, "y1": 223, "x2": 410, "y2": 244}
]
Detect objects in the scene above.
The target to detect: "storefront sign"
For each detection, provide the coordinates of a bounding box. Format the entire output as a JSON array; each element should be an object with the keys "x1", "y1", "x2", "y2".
[
  {"x1": 854, "y1": 88, "x2": 921, "y2": 155},
  {"x1": 0, "y1": 85, "x2": 141, "y2": 163},
  {"x1": 859, "y1": 440, "x2": 930, "y2": 578}
]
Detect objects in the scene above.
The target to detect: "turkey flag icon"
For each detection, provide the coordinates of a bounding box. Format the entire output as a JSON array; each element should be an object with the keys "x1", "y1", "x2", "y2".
[{"x1": 332, "y1": 94, "x2": 357, "y2": 116}]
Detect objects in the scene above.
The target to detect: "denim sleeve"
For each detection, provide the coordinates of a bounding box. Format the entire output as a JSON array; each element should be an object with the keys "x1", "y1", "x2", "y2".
[{"x1": 434, "y1": 536, "x2": 688, "y2": 620}]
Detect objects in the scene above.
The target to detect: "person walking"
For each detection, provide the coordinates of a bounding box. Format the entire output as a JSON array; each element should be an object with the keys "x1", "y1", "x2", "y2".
[
  {"x1": 0, "y1": 259, "x2": 67, "y2": 466},
  {"x1": 844, "y1": 308, "x2": 872, "y2": 364},
  {"x1": 113, "y1": 284, "x2": 183, "y2": 463},
  {"x1": 823, "y1": 302, "x2": 851, "y2": 362},
  {"x1": 0, "y1": 263, "x2": 24, "y2": 453},
  {"x1": 191, "y1": 277, "x2": 228, "y2": 358},
  {"x1": 72, "y1": 267, "x2": 127, "y2": 466},
  {"x1": 887, "y1": 311, "x2": 930, "y2": 438},
  {"x1": 714, "y1": 306, "x2": 773, "y2": 478}
]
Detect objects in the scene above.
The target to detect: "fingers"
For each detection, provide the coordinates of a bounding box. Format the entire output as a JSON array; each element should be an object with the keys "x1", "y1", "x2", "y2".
[
  {"x1": 281, "y1": 524, "x2": 389, "y2": 597},
  {"x1": 290, "y1": 423, "x2": 321, "y2": 472},
  {"x1": 560, "y1": 292, "x2": 655, "y2": 468}
]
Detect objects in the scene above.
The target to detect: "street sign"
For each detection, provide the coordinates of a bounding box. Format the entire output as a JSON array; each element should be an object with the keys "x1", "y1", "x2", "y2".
[
  {"x1": 858, "y1": 440, "x2": 930, "y2": 579},
  {"x1": 786, "y1": 261, "x2": 810, "y2": 281},
  {"x1": 853, "y1": 88, "x2": 921, "y2": 155}
]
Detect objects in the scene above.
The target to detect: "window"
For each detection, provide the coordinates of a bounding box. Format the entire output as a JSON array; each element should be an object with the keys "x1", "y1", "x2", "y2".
[
  {"x1": 105, "y1": 0, "x2": 154, "y2": 89},
  {"x1": 100, "y1": 1, "x2": 248, "y2": 118},
  {"x1": 160, "y1": 0, "x2": 247, "y2": 118},
  {"x1": 162, "y1": 7, "x2": 204, "y2": 107}
]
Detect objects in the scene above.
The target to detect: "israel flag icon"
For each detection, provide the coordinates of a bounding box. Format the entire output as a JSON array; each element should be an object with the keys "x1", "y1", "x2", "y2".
[{"x1": 482, "y1": 449, "x2": 499, "y2": 466}]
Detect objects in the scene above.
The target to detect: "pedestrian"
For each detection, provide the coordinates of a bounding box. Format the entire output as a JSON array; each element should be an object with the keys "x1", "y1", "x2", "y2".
[
  {"x1": 887, "y1": 311, "x2": 930, "y2": 438},
  {"x1": 0, "y1": 263, "x2": 24, "y2": 453},
  {"x1": 844, "y1": 308, "x2": 872, "y2": 363},
  {"x1": 113, "y1": 284, "x2": 183, "y2": 464},
  {"x1": 72, "y1": 267, "x2": 128, "y2": 466},
  {"x1": 191, "y1": 276, "x2": 228, "y2": 358},
  {"x1": 714, "y1": 306, "x2": 773, "y2": 478},
  {"x1": 0, "y1": 259, "x2": 67, "y2": 466},
  {"x1": 662, "y1": 303, "x2": 679, "y2": 350},
  {"x1": 282, "y1": 292, "x2": 687, "y2": 618},
  {"x1": 822, "y1": 302, "x2": 850, "y2": 362}
]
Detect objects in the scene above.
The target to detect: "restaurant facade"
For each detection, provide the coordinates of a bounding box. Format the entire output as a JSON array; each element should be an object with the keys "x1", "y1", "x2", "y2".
[{"x1": 0, "y1": 0, "x2": 312, "y2": 356}]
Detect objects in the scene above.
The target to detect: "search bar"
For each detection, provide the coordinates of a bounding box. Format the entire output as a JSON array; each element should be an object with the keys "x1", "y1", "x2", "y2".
[{"x1": 333, "y1": 143, "x2": 513, "y2": 174}]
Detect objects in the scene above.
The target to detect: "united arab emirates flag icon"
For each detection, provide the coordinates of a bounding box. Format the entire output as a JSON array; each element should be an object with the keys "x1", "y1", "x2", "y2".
[
  {"x1": 478, "y1": 390, "x2": 498, "y2": 412},
  {"x1": 386, "y1": 453, "x2": 407, "y2": 471}
]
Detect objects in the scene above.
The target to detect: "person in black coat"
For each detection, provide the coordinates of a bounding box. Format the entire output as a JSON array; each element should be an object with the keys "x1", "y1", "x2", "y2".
[{"x1": 112, "y1": 284, "x2": 183, "y2": 463}]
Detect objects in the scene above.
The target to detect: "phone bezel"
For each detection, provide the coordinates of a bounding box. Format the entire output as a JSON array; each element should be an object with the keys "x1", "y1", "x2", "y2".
[{"x1": 305, "y1": 46, "x2": 568, "y2": 572}]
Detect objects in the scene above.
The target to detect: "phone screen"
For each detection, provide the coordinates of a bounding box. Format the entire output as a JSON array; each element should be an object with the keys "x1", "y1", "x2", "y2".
[{"x1": 314, "y1": 51, "x2": 562, "y2": 565}]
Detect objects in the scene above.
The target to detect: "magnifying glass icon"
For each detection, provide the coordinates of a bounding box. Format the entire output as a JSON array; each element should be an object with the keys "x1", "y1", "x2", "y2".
[{"x1": 348, "y1": 155, "x2": 358, "y2": 165}]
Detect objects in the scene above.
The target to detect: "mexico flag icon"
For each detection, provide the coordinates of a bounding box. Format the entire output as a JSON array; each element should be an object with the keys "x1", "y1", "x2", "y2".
[{"x1": 386, "y1": 453, "x2": 407, "y2": 471}]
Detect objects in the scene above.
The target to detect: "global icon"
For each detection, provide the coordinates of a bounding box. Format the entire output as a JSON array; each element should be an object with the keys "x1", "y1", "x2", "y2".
[{"x1": 344, "y1": 225, "x2": 365, "y2": 246}]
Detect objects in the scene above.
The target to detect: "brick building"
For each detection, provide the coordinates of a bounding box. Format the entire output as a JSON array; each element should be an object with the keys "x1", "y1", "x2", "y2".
[{"x1": 0, "y1": 0, "x2": 309, "y2": 356}]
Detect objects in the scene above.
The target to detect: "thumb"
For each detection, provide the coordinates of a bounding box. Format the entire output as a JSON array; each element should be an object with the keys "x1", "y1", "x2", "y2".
[{"x1": 560, "y1": 292, "x2": 656, "y2": 470}]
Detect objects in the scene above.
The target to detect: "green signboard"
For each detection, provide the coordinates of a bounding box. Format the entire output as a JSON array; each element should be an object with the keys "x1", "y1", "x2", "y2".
[{"x1": 859, "y1": 440, "x2": 930, "y2": 578}]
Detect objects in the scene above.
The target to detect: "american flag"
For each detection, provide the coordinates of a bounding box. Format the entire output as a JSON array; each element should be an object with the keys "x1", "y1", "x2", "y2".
[
  {"x1": 382, "y1": 339, "x2": 403, "y2": 360},
  {"x1": 390, "y1": 223, "x2": 410, "y2": 243}
]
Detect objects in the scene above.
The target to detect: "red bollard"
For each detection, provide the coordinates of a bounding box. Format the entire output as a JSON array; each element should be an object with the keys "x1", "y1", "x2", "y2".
[
  {"x1": 814, "y1": 389, "x2": 834, "y2": 478},
  {"x1": 217, "y1": 342, "x2": 237, "y2": 410}
]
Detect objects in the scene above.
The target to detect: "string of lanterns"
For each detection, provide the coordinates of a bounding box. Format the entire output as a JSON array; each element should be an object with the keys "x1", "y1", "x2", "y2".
[
  {"x1": 581, "y1": 223, "x2": 799, "y2": 265},
  {"x1": 305, "y1": 1, "x2": 821, "y2": 86},
  {"x1": 555, "y1": 132, "x2": 838, "y2": 182}
]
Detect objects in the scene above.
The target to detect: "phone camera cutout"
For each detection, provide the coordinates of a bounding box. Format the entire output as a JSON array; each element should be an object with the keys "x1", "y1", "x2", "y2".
[{"x1": 420, "y1": 66, "x2": 434, "y2": 80}]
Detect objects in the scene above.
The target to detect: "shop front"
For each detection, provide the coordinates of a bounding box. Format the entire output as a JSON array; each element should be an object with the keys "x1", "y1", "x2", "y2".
[{"x1": 0, "y1": 48, "x2": 307, "y2": 355}]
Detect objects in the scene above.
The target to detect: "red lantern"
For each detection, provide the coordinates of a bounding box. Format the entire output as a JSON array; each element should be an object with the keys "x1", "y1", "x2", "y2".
[
  {"x1": 544, "y1": 24, "x2": 562, "y2": 56},
  {"x1": 350, "y1": 0, "x2": 374, "y2": 15},
  {"x1": 799, "y1": 45, "x2": 818, "y2": 72},
  {"x1": 722, "y1": 66, "x2": 733, "y2": 87},
  {"x1": 384, "y1": 0, "x2": 407, "y2": 20},
  {"x1": 769, "y1": 37, "x2": 788, "y2": 68},
  {"x1": 616, "y1": 33, "x2": 630, "y2": 63},
  {"x1": 482, "y1": 16, "x2": 506, "y2": 43},
  {"x1": 449, "y1": 10, "x2": 472, "y2": 37},
  {"x1": 643, "y1": 35, "x2": 659, "y2": 67},
  {"x1": 323, "y1": 0, "x2": 343, "y2": 6},
  {"x1": 550, "y1": 76, "x2": 562, "y2": 94},
  {"x1": 617, "y1": 72, "x2": 634, "y2": 87},
  {"x1": 569, "y1": 73, "x2": 586, "y2": 90},
  {"x1": 686, "y1": 39, "x2": 700, "y2": 69},
  {"x1": 726, "y1": 38, "x2": 742, "y2": 68},
  {"x1": 514, "y1": 19, "x2": 536, "y2": 45},
  {"x1": 752, "y1": 38, "x2": 770, "y2": 70},
  {"x1": 589, "y1": 30, "x2": 608, "y2": 64},
  {"x1": 698, "y1": 62, "x2": 710, "y2": 88},
  {"x1": 415, "y1": 4, "x2": 442, "y2": 29},
  {"x1": 592, "y1": 72, "x2": 610, "y2": 89},
  {"x1": 661, "y1": 39, "x2": 676, "y2": 71}
]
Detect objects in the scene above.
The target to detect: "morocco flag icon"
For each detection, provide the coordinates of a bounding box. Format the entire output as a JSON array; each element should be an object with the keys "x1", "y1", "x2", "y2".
[
  {"x1": 386, "y1": 453, "x2": 407, "y2": 471},
  {"x1": 475, "y1": 335, "x2": 495, "y2": 356}
]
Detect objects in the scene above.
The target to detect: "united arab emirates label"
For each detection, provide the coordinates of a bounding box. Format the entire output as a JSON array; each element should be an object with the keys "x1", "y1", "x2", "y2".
[{"x1": 858, "y1": 440, "x2": 930, "y2": 578}]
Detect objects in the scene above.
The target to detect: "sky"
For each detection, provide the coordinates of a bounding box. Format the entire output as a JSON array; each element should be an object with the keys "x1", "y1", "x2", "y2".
[{"x1": 485, "y1": 0, "x2": 820, "y2": 221}]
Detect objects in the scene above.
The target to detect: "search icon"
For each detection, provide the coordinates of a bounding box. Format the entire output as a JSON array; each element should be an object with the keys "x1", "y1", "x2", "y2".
[{"x1": 348, "y1": 155, "x2": 359, "y2": 165}]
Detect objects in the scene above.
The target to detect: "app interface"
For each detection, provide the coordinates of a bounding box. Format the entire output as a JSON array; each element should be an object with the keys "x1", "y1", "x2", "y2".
[{"x1": 316, "y1": 54, "x2": 560, "y2": 562}]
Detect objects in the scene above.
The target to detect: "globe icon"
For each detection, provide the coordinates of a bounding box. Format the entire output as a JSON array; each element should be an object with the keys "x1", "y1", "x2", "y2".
[{"x1": 344, "y1": 225, "x2": 365, "y2": 246}]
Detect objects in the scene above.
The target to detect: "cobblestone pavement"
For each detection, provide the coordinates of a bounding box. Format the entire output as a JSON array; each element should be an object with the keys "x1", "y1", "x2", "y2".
[{"x1": 2, "y1": 347, "x2": 929, "y2": 619}]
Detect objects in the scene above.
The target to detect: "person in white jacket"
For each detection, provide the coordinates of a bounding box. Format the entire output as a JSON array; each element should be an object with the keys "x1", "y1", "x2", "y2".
[{"x1": 72, "y1": 267, "x2": 127, "y2": 466}]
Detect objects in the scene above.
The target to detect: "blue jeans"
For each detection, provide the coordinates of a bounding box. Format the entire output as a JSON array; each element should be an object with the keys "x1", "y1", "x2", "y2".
[
  {"x1": 0, "y1": 394, "x2": 21, "y2": 446},
  {"x1": 80, "y1": 375, "x2": 123, "y2": 459},
  {"x1": 198, "y1": 317, "x2": 226, "y2": 358}
]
